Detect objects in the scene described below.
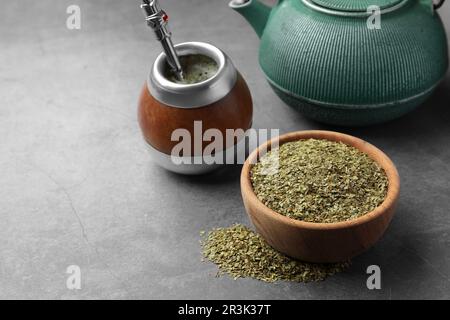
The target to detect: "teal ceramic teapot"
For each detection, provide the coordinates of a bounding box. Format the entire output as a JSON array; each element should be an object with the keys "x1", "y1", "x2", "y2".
[{"x1": 229, "y1": 0, "x2": 448, "y2": 126}]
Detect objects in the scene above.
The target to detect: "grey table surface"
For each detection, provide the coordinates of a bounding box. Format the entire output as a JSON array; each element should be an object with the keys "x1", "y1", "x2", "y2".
[{"x1": 1, "y1": 0, "x2": 450, "y2": 300}]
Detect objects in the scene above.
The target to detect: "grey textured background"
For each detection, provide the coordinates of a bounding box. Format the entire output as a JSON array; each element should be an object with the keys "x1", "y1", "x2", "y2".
[{"x1": 1, "y1": 0, "x2": 449, "y2": 299}]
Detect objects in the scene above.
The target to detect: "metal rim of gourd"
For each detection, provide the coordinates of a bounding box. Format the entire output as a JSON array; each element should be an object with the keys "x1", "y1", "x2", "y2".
[{"x1": 148, "y1": 41, "x2": 237, "y2": 109}]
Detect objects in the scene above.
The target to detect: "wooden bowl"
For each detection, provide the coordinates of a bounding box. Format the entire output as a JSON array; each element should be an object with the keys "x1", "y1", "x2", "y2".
[{"x1": 240, "y1": 130, "x2": 400, "y2": 263}]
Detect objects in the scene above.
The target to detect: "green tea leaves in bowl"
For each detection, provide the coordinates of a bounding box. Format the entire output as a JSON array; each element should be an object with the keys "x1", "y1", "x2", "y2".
[{"x1": 250, "y1": 139, "x2": 389, "y2": 223}]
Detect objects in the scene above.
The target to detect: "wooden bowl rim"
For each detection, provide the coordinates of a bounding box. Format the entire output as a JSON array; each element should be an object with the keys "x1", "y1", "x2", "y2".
[{"x1": 241, "y1": 130, "x2": 400, "y2": 230}]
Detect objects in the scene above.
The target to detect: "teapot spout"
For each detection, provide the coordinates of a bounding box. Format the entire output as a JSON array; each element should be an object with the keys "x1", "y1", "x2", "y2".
[{"x1": 229, "y1": 0, "x2": 271, "y2": 38}]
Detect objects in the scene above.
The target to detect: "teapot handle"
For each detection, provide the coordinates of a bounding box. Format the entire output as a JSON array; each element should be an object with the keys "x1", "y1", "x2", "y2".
[{"x1": 434, "y1": 0, "x2": 445, "y2": 9}]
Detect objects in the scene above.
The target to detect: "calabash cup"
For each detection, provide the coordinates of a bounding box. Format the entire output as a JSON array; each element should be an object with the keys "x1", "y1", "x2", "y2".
[
  {"x1": 240, "y1": 130, "x2": 400, "y2": 263},
  {"x1": 138, "y1": 42, "x2": 253, "y2": 174}
]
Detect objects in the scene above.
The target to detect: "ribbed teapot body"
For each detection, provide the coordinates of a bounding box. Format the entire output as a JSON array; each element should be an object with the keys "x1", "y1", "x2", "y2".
[{"x1": 259, "y1": 0, "x2": 448, "y2": 125}]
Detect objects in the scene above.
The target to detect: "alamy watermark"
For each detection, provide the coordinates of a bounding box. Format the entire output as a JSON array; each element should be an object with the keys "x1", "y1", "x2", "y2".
[
  {"x1": 170, "y1": 121, "x2": 280, "y2": 170},
  {"x1": 66, "y1": 5, "x2": 81, "y2": 30},
  {"x1": 367, "y1": 5, "x2": 381, "y2": 30},
  {"x1": 366, "y1": 265, "x2": 381, "y2": 290},
  {"x1": 66, "y1": 265, "x2": 81, "y2": 290}
]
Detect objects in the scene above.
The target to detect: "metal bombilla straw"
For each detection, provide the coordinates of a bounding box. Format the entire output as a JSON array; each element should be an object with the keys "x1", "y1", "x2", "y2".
[{"x1": 141, "y1": 0, "x2": 184, "y2": 81}]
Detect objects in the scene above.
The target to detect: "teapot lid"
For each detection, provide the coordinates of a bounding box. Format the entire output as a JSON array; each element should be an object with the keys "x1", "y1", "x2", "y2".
[{"x1": 309, "y1": 0, "x2": 404, "y2": 12}]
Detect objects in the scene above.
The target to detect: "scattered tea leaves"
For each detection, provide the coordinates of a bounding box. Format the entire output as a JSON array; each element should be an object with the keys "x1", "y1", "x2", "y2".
[
  {"x1": 201, "y1": 224, "x2": 350, "y2": 282},
  {"x1": 250, "y1": 139, "x2": 388, "y2": 223}
]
